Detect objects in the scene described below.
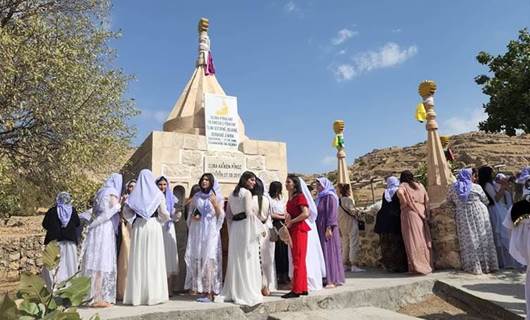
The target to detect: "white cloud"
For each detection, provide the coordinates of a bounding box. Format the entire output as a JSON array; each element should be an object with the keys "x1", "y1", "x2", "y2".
[
  {"x1": 337, "y1": 49, "x2": 347, "y2": 55},
  {"x1": 140, "y1": 109, "x2": 168, "y2": 123},
  {"x1": 322, "y1": 155, "x2": 336, "y2": 166},
  {"x1": 392, "y1": 28, "x2": 402, "y2": 33},
  {"x1": 333, "y1": 64, "x2": 356, "y2": 81},
  {"x1": 444, "y1": 108, "x2": 487, "y2": 134},
  {"x1": 284, "y1": 1, "x2": 297, "y2": 13},
  {"x1": 331, "y1": 42, "x2": 418, "y2": 81},
  {"x1": 331, "y1": 28, "x2": 358, "y2": 45}
]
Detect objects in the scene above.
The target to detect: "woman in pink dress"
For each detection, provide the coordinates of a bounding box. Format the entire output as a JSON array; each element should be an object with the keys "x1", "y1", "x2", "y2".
[{"x1": 397, "y1": 170, "x2": 433, "y2": 275}]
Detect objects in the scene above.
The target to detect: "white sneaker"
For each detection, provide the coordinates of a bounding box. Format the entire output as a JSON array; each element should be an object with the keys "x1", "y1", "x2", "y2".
[{"x1": 350, "y1": 266, "x2": 365, "y2": 272}]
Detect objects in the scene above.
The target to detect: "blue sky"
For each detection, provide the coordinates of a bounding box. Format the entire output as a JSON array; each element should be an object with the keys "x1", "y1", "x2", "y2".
[{"x1": 110, "y1": 0, "x2": 530, "y2": 174}]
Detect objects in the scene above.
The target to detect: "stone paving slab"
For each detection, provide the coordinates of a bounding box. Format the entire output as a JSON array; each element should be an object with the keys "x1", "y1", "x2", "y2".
[
  {"x1": 77, "y1": 270, "x2": 523, "y2": 320},
  {"x1": 435, "y1": 270, "x2": 526, "y2": 320},
  {"x1": 268, "y1": 307, "x2": 421, "y2": 320}
]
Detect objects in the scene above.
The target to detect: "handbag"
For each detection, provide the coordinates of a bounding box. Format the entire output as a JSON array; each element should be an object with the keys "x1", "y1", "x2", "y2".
[
  {"x1": 339, "y1": 198, "x2": 365, "y2": 231},
  {"x1": 269, "y1": 226, "x2": 279, "y2": 242}
]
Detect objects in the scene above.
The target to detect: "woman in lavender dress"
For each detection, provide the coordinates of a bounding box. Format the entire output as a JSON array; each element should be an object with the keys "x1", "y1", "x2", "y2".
[{"x1": 315, "y1": 177, "x2": 345, "y2": 288}]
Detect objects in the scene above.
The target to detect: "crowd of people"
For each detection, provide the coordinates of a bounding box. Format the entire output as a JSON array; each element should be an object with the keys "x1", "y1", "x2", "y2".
[
  {"x1": 40, "y1": 165, "x2": 530, "y2": 308},
  {"x1": 40, "y1": 170, "x2": 363, "y2": 307}
]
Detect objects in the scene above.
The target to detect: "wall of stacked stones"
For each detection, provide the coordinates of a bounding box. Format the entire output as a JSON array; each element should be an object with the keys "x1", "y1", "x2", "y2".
[
  {"x1": 0, "y1": 203, "x2": 460, "y2": 286},
  {"x1": 0, "y1": 217, "x2": 45, "y2": 282},
  {"x1": 355, "y1": 201, "x2": 461, "y2": 270}
]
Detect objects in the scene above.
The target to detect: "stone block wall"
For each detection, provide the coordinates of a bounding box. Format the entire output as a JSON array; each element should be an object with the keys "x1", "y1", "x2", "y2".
[
  {"x1": 355, "y1": 201, "x2": 461, "y2": 270},
  {"x1": 0, "y1": 230, "x2": 45, "y2": 282}
]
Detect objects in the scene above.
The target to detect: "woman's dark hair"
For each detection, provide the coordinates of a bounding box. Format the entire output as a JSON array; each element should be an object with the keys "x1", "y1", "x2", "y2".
[
  {"x1": 233, "y1": 171, "x2": 256, "y2": 196},
  {"x1": 198, "y1": 173, "x2": 215, "y2": 194},
  {"x1": 478, "y1": 166, "x2": 495, "y2": 205},
  {"x1": 287, "y1": 174, "x2": 303, "y2": 195},
  {"x1": 155, "y1": 176, "x2": 168, "y2": 185},
  {"x1": 268, "y1": 181, "x2": 283, "y2": 199},
  {"x1": 189, "y1": 184, "x2": 201, "y2": 198},
  {"x1": 399, "y1": 170, "x2": 418, "y2": 190},
  {"x1": 338, "y1": 183, "x2": 351, "y2": 197},
  {"x1": 173, "y1": 185, "x2": 186, "y2": 201},
  {"x1": 252, "y1": 177, "x2": 265, "y2": 213}
]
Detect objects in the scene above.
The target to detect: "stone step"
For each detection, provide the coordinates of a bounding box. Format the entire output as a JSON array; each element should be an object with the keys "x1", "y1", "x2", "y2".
[{"x1": 268, "y1": 307, "x2": 421, "y2": 320}]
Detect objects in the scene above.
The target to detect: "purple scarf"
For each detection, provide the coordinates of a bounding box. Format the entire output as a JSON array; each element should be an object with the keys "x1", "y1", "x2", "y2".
[
  {"x1": 156, "y1": 176, "x2": 177, "y2": 230},
  {"x1": 56, "y1": 192, "x2": 73, "y2": 227},
  {"x1": 454, "y1": 168, "x2": 473, "y2": 201},
  {"x1": 316, "y1": 177, "x2": 339, "y2": 206},
  {"x1": 516, "y1": 166, "x2": 530, "y2": 184},
  {"x1": 384, "y1": 176, "x2": 400, "y2": 202}
]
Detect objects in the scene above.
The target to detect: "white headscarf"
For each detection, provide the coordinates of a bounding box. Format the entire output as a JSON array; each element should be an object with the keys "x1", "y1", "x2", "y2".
[
  {"x1": 126, "y1": 169, "x2": 165, "y2": 219},
  {"x1": 297, "y1": 177, "x2": 318, "y2": 223}
]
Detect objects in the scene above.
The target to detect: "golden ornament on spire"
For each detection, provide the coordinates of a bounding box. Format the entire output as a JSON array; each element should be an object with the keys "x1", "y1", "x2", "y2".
[
  {"x1": 333, "y1": 120, "x2": 345, "y2": 134},
  {"x1": 418, "y1": 80, "x2": 437, "y2": 98},
  {"x1": 198, "y1": 17, "x2": 209, "y2": 32},
  {"x1": 439, "y1": 135, "x2": 450, "y2": 147}
]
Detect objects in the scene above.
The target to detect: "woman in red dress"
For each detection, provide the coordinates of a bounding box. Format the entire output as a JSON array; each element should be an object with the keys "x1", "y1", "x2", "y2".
[{"x1": 283, "y1": 174, "x2": 311, "y2": 299}]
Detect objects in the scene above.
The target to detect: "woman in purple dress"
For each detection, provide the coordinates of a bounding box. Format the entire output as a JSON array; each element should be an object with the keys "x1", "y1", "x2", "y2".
[{"x1": 315, "y1": 177, "x2": 345, "y2": 288}]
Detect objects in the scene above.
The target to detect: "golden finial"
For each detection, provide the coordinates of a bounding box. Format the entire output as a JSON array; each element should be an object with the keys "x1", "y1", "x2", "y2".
[
  {"x1": 198, "y1": 17, "x2": 209, "y2": 33},
  {"x1": 333, "y1": 120, "x2": 345, "y2": 134},
  {"x1": 418, "y1": 80, "x2": 437, "y2": 98},
  {"x1": 440, "y1": 135, "x2": 450, "y2": 147}
]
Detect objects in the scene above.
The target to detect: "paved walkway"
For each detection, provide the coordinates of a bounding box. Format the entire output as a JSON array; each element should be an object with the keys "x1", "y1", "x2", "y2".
[{"x1": 77, "y1": 269, "x2": 526, "y2": 320}]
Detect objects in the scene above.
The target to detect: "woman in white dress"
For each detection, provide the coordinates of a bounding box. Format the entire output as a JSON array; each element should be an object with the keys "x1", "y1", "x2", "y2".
[
  {"x1": 503, "y1": 183, "x2": 530, "y2": 317},
  {"x1": 82, "y1": 173, "x2": 122, "y2": 307},
  {"x1": 253, "y1": 178, "x2": 277, "y2": 296},
  {"x1": 289, "y1": 177, "x2": 326, "y2": 292},
  {"x1": 42, "y1": 192, "x2": 80, "y2": 290},
  {"x1": 156, "y1": 176, "x2": 181, "y2": 296},
  {"x1": 222, "y1": 171, "x2": 264, "y2": 306},
  {"x1": 185, "y1": 173, "x2": 225, "y2": 302},
  {"x1": 123, "y1": 169, "x2": 170, "y2": 306}
]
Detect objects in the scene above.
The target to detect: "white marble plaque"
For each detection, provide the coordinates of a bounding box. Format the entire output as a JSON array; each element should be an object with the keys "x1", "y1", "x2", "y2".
[{"x1": 204, "y1": 93, "x2": 240, "y2": 151}]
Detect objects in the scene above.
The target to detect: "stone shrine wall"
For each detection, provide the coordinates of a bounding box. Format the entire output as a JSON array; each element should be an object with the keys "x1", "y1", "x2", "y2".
[
  {"x1": 123, "y1": 131, "x2": 288, "y2": 196},
  {"x1": 355, "y1": 201, "x2": 461, "y2": 270}
]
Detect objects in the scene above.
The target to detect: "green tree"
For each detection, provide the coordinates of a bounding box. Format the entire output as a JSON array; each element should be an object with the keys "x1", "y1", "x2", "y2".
[
  {"x1": 0, "y1": 0, "x2": 137, "y2": 216},
  {"x1": 475, "y1": 28, "x2": 530, "y2": 136}
]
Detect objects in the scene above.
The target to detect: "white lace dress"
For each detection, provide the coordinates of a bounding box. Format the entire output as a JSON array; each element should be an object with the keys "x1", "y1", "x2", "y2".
[
  {"x1": 184, "y1": 196, "x2": 225, "y2": 294},
  {"x1": 81, "y1": 195, "x2": 121, "y2": 304}
]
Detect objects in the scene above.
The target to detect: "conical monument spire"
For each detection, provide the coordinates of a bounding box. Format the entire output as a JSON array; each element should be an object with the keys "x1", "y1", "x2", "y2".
[
  {"x1": 419, "y1": 80, "x2": 455, "y2": 207},
  {"x1": 163, "y1": 18, "x2": 247, "y2": 141}
]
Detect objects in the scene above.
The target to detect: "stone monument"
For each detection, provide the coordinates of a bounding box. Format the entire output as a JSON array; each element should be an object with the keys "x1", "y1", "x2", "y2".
[
  {"x1": 418, "y1": 80, "x2": 454, "y2": 207},
  {"x1": 122, "y1": 18, "x2": 288, "y2": 290},
  {"x1": 123, "y1": 17, "x2": 288, "y2": 195}
]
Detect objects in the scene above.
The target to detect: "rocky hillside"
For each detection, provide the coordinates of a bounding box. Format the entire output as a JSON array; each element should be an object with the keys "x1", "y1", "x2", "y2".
[{"x1": 318, "y1": 131, "x2": 530, "y2": 205}]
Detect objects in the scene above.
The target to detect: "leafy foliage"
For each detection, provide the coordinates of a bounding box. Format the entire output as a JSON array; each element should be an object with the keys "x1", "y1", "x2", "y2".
[
  {"x1": 0, "y1": 0, "x2": 137, "y2": 217},
  {"x1": 0, "y1": 241, "x2": 100, "y2": 320},
  {"x1": 475, "y1": 28, "x2": 530, "y2": 136}
]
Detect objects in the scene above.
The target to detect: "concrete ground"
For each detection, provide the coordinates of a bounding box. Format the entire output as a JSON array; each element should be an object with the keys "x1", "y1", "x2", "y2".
[{"x1": 78, "y1": 269, "x2": 526, "y2": 320}]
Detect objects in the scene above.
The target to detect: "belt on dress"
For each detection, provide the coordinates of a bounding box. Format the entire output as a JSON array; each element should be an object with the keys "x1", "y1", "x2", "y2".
[{"x1": 232, "y1": 212, "x2": 247, "y2": 221}]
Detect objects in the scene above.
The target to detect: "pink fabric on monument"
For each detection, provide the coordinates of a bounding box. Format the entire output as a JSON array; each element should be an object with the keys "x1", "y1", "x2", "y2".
[
  {"x1": 398, "y1": 182, "x2": 433, "y2": 275},
  {"x1": 205, "y1": 51, "x2": 216, "y2": 75}
]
